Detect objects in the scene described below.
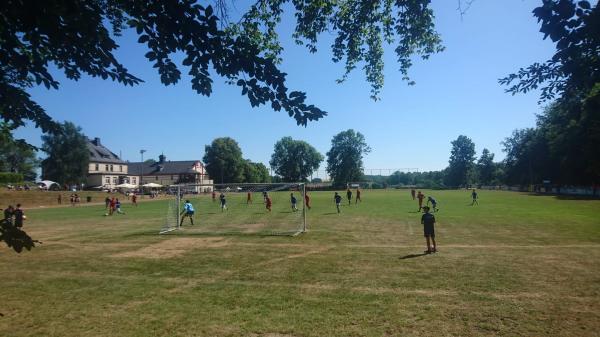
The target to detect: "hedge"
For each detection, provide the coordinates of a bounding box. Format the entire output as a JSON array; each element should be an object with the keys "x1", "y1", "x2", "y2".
[{"x1": 0, "y1": 172, "x2": 24, "y2": 184}]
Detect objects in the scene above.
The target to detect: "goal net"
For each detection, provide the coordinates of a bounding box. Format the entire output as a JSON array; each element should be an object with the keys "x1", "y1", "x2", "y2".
[{"x1": 160, "y1": 183, "x2": 307, "y2": 236}]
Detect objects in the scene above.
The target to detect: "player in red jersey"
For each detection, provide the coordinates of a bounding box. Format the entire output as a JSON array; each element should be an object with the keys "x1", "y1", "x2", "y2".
[
  {"x1": 265, "y1": 194, "x2": 272, "y2": 212},
  {"x1": 417, "y1": 191, "x2": 425, "y2": 211}
]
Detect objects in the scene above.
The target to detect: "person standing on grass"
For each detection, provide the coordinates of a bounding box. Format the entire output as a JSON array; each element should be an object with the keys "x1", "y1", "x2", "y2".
[
  {"x1": 346, "y1": 188, "x2": 352, "y2": 205},
  {"x1": 131, "y1": 193, "x2": 138, "y2": 207},
  {"x1": 105, "y1": 196, "x2": 110, "y2": 210},
  {"x1": 219, "y1": 193, "x2": 227, "y2": 211},
  {"x1": 265, "y1": 194, "x2": 272, "y2": 212},
  {"x1": 247, "y1": 191, "x2": 252, "y2": 204},
  {"x1": 115, "y1": 199, "x2": 125, "y2": 214},
  {"x1": 334, "y1": 192, "x2": 342, "y2": 213},
  {"x1": 13, "y1": 204, "x2": 25, "y2": 228},
  {"x1": 212, "y1": 190, "x2": 216, "y2": 202},
  {"x1": 304, "y1": 192, "x2": 311, "y2": 210},
  {"x1": 355, "y1": 188, "x2": 361, "y2": 204},
  {"x1": 417, "y1": 191, "x2": 425, "y2": 211},
  {"x1": 411, "y1": 189, "x2": 416, "y2": 200},
  {"x1": 179, "y1": 200, "x2": 195, "y2": 226},
  {"x1": 109, "y1": 197, "x2": 116, "y2": 216},
  {"x1": 471, "y1": 189, "x2": 479, "y2": 206},
  {"x1": 3, "y1": 205, "x2": 14, "y2": 225},
  {"x1": 421, "y1": 206, "x2": 437, "y2": 254},
  {"x1": 290, "y1": 193, "x2": 298, "y2": 212},
  {"x1": 427, "y1": 196, "x2": 439, "y2": 212}
]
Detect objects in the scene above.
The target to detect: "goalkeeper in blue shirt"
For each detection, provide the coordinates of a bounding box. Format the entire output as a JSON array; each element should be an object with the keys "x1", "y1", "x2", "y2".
[{"x1": 180, "y1": 200, "x2": 195, "y2": 226}]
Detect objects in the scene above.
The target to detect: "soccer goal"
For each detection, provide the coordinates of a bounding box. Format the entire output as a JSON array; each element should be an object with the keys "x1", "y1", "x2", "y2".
[{"x1": 159, "y1": 182, "x2": 307, "y2": 236}]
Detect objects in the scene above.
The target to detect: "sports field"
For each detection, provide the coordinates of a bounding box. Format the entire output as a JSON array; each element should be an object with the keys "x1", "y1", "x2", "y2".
[{"x1": 1, "y1": 189, "x2": 599, "y2": 336}]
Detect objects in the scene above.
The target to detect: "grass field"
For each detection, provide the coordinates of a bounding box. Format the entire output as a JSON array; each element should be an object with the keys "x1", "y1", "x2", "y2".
[{"x1": 0, "y1": 189, "x2": 599, "y2": 337}]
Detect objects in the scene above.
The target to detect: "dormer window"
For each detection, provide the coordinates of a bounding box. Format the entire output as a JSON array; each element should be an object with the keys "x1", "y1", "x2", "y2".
[{"x1": 95, "y1": 164, "x2": 99, "y2": 171}]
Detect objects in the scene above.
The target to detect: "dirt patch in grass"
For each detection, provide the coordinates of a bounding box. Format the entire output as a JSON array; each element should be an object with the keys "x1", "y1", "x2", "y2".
[
  {"x1": 241, "y1": 223, "x2": 266, "y2": 233},
  {"x1": 111, "y1": 237, "x2": 229, "y2": 259}
]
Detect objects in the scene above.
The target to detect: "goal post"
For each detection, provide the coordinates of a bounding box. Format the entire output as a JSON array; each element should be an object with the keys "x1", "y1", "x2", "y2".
[
  {"x1": 160, "y1": 189, "x2": 181, "y2": 234},
  {"x1": 160, "y1": 182, "x2": 308, "y2": 236}
]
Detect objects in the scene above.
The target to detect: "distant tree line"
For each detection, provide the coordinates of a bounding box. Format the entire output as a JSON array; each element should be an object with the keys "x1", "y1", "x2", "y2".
[
  {"x1": 203, "y1": 129, "x2": 370, "y2": 188},
  {"x1": 363, "y1": 135, "x2": 504, "y2": 190}
]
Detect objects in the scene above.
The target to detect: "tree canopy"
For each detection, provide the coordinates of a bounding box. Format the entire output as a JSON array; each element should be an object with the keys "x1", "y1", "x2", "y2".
[
  {"x1": 326, "y1": 129, "x2": 371, "y2": 186},
  {"x1": 499, "y1": 0, "x2": 599, "y2": 186},
  {"x1": 270, "y1": 137, "x2": 323, "y2": 182},
  {"x1": 502, "y1": 100, "x2": 599, "y2": 186},
  {"x1": 1, "y1": 0, "x2": 444, "y2": 140},
  {"x1": 41, "y1": 121, "x2": 89, "y2": 186},
  {"x1": 445, "y1": 135, "x2": 476, "y2": 187},
  {"x1": 203, "y1": 137, "x2": 245, "y2": 183},
  {"x1": 243, "y1": 160, "x2": 271, "y2": 183},
  {"x1": 499, "y1": 0, "x2": 599, "y2": 103},
  {"x1": 476, "y1": 148, "x2": 495, "y2": 185},
  {"x1": 0, "y1": 123, "x2": 39, "y2": 181}
]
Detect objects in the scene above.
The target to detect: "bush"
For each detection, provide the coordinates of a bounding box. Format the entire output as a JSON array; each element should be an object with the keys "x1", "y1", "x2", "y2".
[{"x1": 0, "y1": 172, "x2": 24, "y2": 184}]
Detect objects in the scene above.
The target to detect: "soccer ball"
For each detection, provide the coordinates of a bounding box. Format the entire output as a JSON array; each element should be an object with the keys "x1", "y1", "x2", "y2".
[
  {"x1": 104, "y1": 213, "x2": 109, "y2": 216},
  {"x1": 22, "y1": 215, "x2": 27, "y2": 220}
]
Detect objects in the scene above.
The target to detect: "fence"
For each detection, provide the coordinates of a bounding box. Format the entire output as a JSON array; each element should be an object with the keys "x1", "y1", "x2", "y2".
[{"x1": 479, "y1": 185, "x2": 599, "y2": 197}]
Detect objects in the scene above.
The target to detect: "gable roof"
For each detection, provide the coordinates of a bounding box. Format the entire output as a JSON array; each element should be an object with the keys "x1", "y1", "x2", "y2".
[
  {"x1": 87, "y1": 138, "x2": 126, "y2": 164},
  {"x1": 128, "y1": 161, "x2": 204, "y2": 176}
]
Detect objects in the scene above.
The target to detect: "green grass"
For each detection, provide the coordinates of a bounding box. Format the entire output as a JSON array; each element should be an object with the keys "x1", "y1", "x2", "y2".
[{"x1": 1, "y1": 190, "x2": 599, "y2": 336}]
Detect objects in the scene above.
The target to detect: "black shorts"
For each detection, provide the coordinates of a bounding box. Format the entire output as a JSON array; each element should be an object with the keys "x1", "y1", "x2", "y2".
[{"x1": 424, "y1": 223, "x2": 435, "y2": 237}]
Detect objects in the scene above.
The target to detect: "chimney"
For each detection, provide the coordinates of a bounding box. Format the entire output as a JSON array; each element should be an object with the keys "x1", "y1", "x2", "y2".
[{"x1": 93, "y1": 137, "x2": 101, "y2": 146}]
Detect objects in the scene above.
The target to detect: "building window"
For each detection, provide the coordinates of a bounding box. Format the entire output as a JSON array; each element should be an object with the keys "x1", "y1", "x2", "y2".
[
  {"x1": 155, "y1": 176, "x2": 158, "y2": 181},
  {"x1": 132, "y1": 177, "x2": 137, "y2": 184},
  {"x1": 113, "y1": 177, "x2": 118, "y2": 184},
  {"x1": 110, "y1": 165, "x2": 113, "y2": 172},
  {"x1": 95, "y1": 164, "x2": 99, "y2": 171},
  {"x1": 105, "y1": 165, "x2": 109, "y2": 171},
  {"x1": 119, "y1": 165, "x2": 122, "y2": 172},
  {"x1": 105, "y1": 177, "x2": 110, "y2": 184}
]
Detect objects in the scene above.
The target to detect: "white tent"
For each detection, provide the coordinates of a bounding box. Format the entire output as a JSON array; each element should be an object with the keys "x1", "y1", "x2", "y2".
[
  {"x1": 37, "y1": 180, "x2": 60, "y2": 190},
  {"x1": 142, "y1": 183, "x2": 163, "y2": 188},
  {"x1": 115, "y1": 183, "x2": 137, "y2": 189}
]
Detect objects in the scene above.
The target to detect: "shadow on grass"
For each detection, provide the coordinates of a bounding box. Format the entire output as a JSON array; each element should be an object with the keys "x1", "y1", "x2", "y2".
[
  {"x1": 322, "y1": 212, "x2": 339, "y2": 215},
  {"x1": 399, "y1": 253, "x2": 428, "y2": 259}
]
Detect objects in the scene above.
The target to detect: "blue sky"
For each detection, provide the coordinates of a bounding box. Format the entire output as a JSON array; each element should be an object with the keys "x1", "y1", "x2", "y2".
[{"x1": 15, "y1": 0, "x2": 555, "y2": 176}]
